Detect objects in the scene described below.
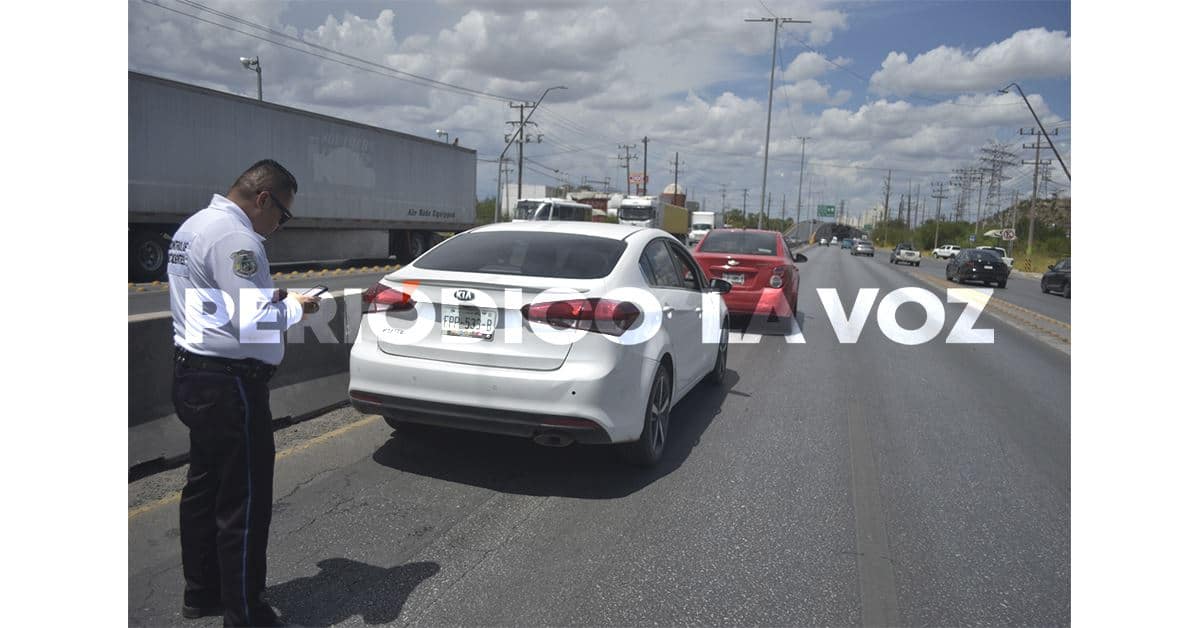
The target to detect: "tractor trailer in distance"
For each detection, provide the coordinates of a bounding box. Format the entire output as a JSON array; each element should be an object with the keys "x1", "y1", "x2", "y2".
[
  {"x1": 616, "y1": 195, "x2": 689, "y2": 242},
  {"x1": 128, "y1": 71, "x2": 477, "y2": 282}
]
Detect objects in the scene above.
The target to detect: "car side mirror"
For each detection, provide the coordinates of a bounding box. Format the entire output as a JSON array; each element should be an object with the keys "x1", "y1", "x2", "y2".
[
  {"x1": 1048, "y1": 265, "x2": 1055, "y2": 271},
  {"x1": 709, "y1": 278, "x2": 733, "y2": 294},
  {"x1": 793, "y1": 253, "x2": 807, "y2": 263}
]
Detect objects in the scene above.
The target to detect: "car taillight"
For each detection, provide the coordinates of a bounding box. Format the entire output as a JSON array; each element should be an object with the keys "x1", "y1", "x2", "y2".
[
  {"x1": 521, "y1": 298, "x2": 640, "y2": 336},
  {"x1": 362, "y1": 282, "x2": 416, "y2": 314},
  {"x1": 769, "y1": 266, "x2": 787, "y2": 288}
]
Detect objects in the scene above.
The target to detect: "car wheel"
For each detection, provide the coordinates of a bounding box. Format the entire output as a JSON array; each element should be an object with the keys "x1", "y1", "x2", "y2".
[
  {"x1": 1063, "y1": 281, "x2": 1070, "y2": 299},
  {"x1": 998, "y1": 279, "x2": 1007, "y2": 289},
  {"x1": 704, "y1": 321, "x2": 729, "y2": 386},
  {"x1": 946, "y1": 269, "x2": 956, "y2": 282},
  {"x1": 620, "y1": 363, "x2": 672, "y2": 467},
  {"x1": 916, "y1": 262, "x2": 920, "y2": 267}
]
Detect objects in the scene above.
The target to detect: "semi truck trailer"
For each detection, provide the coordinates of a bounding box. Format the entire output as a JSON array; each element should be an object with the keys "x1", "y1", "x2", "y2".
[
  {"x1": 128, "y1": 71, "x2": 477, "y2": 282},
  {"x1": 616, "y1": 195, "x2": 688, "y2": 241}
]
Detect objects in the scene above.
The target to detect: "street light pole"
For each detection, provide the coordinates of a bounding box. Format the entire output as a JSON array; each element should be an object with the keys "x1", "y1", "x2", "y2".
[
  {"x1": 239, "y1": 56, "x2": 262, "y2": 100},
  {"x1": 495, "y1": 86, "x2": 567, "y2": 222},
  {"x1": 746, "y1": 16, "x2": 810, "y2": 219},
  {"x1": 1000, "y1": 83, "x2": 1070, "y2": 180}
]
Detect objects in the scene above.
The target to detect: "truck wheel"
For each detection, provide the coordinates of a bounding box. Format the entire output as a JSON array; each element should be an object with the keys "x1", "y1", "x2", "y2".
[
  {"x1": 130, "y1": 230, "x2": 169, "y2": 282},
  {"x1": 403, "y1": 231, "x2": 428, "y2": 261},
  {"x1": 1063, "y1": 281, "x2": 1070, "y2": 299}
]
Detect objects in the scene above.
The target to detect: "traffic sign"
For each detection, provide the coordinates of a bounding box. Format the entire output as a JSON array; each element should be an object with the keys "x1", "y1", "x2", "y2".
[
  {"x1": 1000, "y1": 228, "x2": 1017, "y2": 241},
  {"x1": 817, "y1": 204, "x2": 836, "y2": 218},
  {"x1": 968, "y1": 234, "x2": 976, "y2": 243},
  {"x1": 628, "y1": 172, "x2": 646, "y2": 184}
]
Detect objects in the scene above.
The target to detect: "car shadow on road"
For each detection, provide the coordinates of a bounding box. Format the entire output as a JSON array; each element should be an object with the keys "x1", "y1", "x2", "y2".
[
  {"x1": 265, "y1": 558, "x2": 439, "y2": 626},
  {"x1": 370, "y1": 371, "x2": 741, "y2": 499},
  {"x1": 730, "y1": 312, "x2": 806, "y2": 336}
]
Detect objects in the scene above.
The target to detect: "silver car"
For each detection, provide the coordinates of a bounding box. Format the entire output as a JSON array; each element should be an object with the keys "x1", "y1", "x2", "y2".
[{"x1": 851, "y1": 240, "x2": 875, "y2": 257}]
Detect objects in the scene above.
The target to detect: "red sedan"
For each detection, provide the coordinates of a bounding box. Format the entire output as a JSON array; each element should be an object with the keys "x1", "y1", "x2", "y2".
[{"x1": 692, "y1": 229, "x2": 807, "y2": 318}]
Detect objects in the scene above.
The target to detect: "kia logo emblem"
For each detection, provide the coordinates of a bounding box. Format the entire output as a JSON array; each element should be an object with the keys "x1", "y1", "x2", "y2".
[
  {"x1": 454, "y1": 289, "x2": 475, "y2": 301},
  {"x1": 727, "y1": 259, "x2": 739, "y2": 266}
]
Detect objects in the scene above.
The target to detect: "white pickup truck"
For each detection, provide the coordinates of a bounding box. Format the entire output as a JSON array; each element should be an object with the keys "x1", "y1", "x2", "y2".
[
  {"x1": 932, "y1": 244, "x2": 961, "y2": 259},
  {"x1": 890, "y1": 243, "x2": 921, "y2": 266}
]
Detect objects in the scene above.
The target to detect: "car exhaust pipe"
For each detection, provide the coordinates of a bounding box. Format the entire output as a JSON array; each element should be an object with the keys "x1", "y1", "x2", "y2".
[{"x1": 533, "y1": 432, "x2": 574, "y2": 447}]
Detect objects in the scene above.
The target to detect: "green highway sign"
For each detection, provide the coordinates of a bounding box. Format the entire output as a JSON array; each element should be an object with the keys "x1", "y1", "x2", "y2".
[{"x1": 817, "y1": 204, "x2": 836, "y2": 218}]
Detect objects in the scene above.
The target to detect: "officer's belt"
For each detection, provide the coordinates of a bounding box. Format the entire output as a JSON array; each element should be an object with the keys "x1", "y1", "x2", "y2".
[{"x1": 174, "y1": 347, "x2": 277, "y2": 382}]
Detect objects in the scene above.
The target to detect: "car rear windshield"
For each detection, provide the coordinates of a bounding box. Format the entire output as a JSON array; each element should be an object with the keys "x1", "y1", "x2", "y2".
[
  {"x1": 897, "y1": 243, "x2": 914, "y2": 250},
  {"x1": 698, "y1": 231, "x2": 779, "y2": 255},
  {"x1": 963, "y1": 249, "x2": 1002, "y2": 261},
  {"x1": 413, "y1": 231, "x2": 627, "y2": 279}
]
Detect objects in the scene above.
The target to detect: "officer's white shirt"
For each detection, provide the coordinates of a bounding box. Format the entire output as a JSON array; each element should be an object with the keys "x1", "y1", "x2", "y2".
[{"x1": 169, "y1": 194, "x2": 303, "y2": 365}]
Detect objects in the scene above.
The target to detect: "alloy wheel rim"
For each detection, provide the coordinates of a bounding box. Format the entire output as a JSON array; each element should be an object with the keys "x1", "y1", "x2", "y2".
[{"x1": 649, "y1": 370, "x2": 671, "y2": 452}]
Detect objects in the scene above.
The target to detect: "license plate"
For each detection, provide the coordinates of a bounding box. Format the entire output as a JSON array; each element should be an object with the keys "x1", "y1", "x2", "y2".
[
  {"x1": 722, "y1": 273, "x2": 744, "y2": 285},
  {"x1": 442, "y1": 305, "x2": 497, "y2": 339},
  {"x1": 983, "y1": 265, "x2": 993, "y2": 270}
]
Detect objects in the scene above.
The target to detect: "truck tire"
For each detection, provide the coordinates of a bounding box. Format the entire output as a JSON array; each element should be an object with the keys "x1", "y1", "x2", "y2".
[
  {"x1": 391, "y1": 230, "x2": 429, "y2": 263},
  {"x1": 130, "y1": 229, "x2": 170, "y2": 282}
]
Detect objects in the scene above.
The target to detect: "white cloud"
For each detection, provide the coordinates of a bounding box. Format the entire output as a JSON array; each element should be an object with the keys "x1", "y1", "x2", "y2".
[
  {"x1": 127, "y1": 1, "x2": 1067, "y2": 216},
  {"x1": 781, "y1": 51, "x2": 850, "y2": 82},
  {"x1": 869, "y1": 27, "x2": 1070, "y2": 95}
]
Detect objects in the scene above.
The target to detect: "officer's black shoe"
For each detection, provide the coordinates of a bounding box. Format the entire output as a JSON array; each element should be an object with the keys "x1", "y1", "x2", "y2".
[{"x1": 181, "y1": 603, "x2": 223, "y2": 619}]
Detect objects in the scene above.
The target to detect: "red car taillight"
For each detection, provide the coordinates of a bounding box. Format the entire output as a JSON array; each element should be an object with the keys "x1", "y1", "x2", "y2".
[
  {"x1": 521, "y1": 298, "x2": 641, "y2": 336},
  {"x1": 769, "y1": 265, "x2": 789, "y2": 289},
  {"x1": 362, "y1": 282, "x2": 417, "y2": 314}
]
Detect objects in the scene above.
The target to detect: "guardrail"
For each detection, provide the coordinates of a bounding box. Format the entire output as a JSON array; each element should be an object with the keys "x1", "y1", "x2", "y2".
[{"x1": 129, "y1": 293, "x2": 360, "y2": 470}]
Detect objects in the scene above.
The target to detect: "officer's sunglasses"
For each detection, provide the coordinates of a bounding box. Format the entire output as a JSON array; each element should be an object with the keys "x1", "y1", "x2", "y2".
[{"x1": 264, "y1": 190, "x2": 293, "y2": 226}]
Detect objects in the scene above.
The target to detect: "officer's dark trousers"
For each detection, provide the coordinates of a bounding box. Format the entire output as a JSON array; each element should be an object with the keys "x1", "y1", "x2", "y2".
[{"x1": 173, "y1": 364, "x2": 276, "y2": 626}]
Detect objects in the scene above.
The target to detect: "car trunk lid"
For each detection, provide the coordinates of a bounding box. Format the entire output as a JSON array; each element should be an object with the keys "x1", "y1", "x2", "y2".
[{"x1": 367, "y1": 273, "x2": 608, "y2": 370}]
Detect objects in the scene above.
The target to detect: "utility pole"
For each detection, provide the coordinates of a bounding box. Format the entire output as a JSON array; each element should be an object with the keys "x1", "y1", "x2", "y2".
[
  {"x1": 617, "y1": 144, "x2": 638, "y2": 195},
  {"x1": 913, "y1": 183, "x2": 921, "y2": 230},
  {"x1": 641, "y1": 136, "x2": 649, "y2": 196},
  {"x1": 1021, "y1": 127, "x2": 1054, "y2": 257},
  {"x1": 671, "y1": 151, "x2": 681, "y2": 195},
  {"x1": 881, "y1": 170, "x2": 892, "y2": 245},
  {"x1": 796, "y1": 136, "x2": 809, "y2": 236},
  {"x1": 508, "y1": 102, "x2": 530, "y2": 199},
  {"x1": 746, "y1": 16, "x2": 811, "y2": 218},
  {"x1": 500, "y1": 160, "x2": 513, "y2": 218},
  {"x1": 742, "y1": 188, "x2": 749, "y2": 218},
  {"x1": 931, "y1": 182, "x2": 947, "y2": 248},
  {"x1": 720, "y1": 183, "x2": 729, "y2": 211}
]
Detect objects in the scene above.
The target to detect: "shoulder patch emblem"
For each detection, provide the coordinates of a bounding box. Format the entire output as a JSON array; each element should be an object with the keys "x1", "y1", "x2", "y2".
[{"x1": 231, "y1": 250, "x2": 259, "y2": 278}]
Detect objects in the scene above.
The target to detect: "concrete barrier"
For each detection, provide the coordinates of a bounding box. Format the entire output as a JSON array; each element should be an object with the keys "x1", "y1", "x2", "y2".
[{"x1": 129, "y1": 292, "x2": 362, "y2": 469}]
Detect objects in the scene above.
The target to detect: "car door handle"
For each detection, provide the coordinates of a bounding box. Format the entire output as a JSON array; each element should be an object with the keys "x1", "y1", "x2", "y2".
[{"x1": 662, "y1": 306, "x2": 676, "y2": 313}]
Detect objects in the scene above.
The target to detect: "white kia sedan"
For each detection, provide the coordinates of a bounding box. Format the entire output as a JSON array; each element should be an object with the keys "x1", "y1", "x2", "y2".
[{"x1": 348, "y1": 222, "x2": 731, "y2": 466}]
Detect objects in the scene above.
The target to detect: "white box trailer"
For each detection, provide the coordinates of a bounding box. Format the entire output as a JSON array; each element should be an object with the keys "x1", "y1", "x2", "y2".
[{"x1": 128, "y1": 72, "x2": 476, "y2": 281}]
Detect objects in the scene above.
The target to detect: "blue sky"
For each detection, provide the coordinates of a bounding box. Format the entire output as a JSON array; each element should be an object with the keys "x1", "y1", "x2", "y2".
[{"x1": 128, "y1": 0, "x2": 1071, "y2": 219}]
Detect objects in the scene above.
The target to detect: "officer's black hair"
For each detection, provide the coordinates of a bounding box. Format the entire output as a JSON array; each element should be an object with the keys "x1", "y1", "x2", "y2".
[{"x1": 232, "y1": 159, "x2": 299, "y2": 196}]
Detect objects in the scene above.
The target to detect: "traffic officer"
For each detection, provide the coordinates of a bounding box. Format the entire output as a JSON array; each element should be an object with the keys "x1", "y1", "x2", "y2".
[{"x1": 168, "y1": 159, "x2": 318, "y2": 626}]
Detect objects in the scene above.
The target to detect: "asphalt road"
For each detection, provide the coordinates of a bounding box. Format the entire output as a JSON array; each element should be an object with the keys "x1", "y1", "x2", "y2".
[
  {"x1": 869, "y1": 249, "x2": 1071, "y2": 324},
  {"x1": 129, "y1": 244, "x2": 1070, "y2": 626}
]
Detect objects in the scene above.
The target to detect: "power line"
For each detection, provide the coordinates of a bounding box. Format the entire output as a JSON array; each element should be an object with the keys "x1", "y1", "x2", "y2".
[{"x1": 144, "y1": 0, "x2": 517, "y2": 103}]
